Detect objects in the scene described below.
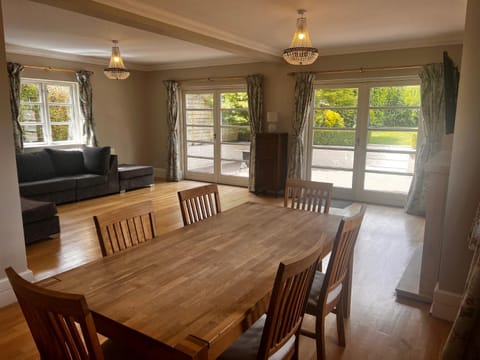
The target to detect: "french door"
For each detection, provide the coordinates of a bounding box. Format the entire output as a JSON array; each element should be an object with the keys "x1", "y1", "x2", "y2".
[
  {"x1": 182, "y1": 88, "x2": 250, "y2": 186},
  {"x1": 307, "y1": 78, "x2": 421, "y2": 206}
]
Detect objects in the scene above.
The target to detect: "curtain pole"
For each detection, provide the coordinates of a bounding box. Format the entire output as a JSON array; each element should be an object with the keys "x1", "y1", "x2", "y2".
[
  {"x1": 23, "y1": 65, "x2": 79, "y2": 73},
  {"x1": 288, "y1": 64, "x2": 423, "y2": 76}
]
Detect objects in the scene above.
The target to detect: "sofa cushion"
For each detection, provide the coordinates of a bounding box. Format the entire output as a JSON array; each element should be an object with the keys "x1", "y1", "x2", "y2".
[
  {"x1": 20, "y1": 197, "x2": 57, "y2": 224},
  {"x1": 75, "y1": 174, "x2": 108, "y2": 188},
  {"x1": 83, "y1": 146, "x2": 111, "y2": 175},
  {"x1": 19, "y1": 178, "x2": 77, "y2": 197},
  {"x1": 45, "y1": 149, "x2": 85, "y2": 176},
  {"x1": 16, "y1": 150, "x2": 56, "y2": 182}
]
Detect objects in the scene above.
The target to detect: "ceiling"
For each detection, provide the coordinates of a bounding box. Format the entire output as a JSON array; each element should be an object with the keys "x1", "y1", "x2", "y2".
[{"x1": 2, "y1": 0, "x2": 468, "y2": 70}]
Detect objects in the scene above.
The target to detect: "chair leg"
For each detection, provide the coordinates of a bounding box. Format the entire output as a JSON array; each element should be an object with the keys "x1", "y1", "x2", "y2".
[
  {"x1": 315, "y1": 315, "x2": 327, "y2": 360},
  {"x1": 343, "y1": 256, "x2": 353, "y2": 318},
  {"x1": 336, "y1": 297, "x2": 346, "y2": 347}
]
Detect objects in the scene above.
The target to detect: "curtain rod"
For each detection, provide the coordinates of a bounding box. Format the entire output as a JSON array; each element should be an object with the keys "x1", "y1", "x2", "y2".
[
  {"x1": 288, "y1": 64, "x2": 424, "y2": 76},
  {"x1": 178, "y1": 75, "x2": 246, "y2": 83},
  {"x1": 23, "y1": 65, "x2": 78, "y2": 73}
]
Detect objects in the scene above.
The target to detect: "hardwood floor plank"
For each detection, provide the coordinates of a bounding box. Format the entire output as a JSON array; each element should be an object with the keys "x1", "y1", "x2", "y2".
[{"x1": 0, "y1": 180, "x2": 451, "y2": 359}]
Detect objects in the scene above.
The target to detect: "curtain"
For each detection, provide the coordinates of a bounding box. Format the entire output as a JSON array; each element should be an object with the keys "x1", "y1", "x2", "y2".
[
  {"x1": 442, "y1": 203, "x2": 480, "y2": 359},
  {"x1": 287, "y1": 72, "x2": 315, "y2": 180},
  {"x1": 246, "y1": 74, "x2": 264, "y2": 192},
  {"x1": 7, "y1": 62, "x2": 24, "y2": 153},
  {"x1": 163, "y1": 80, "x2": 180, "y2": 182},
  {"x1": 405, "y1": 64, "x2": 445, "y2": 215},
  {"x1": 75, "y1": 70, "x2": 98, "y2": 146}
]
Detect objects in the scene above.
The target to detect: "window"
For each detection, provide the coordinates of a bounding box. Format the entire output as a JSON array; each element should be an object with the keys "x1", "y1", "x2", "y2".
[{"x1": 19, "y1": 79, "x2": 83, "y2": 146}]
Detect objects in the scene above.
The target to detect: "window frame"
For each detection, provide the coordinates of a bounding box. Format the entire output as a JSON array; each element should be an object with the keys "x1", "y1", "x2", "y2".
[{"x1": 19, "y1": 78, "x2": 84, "y2": 147}]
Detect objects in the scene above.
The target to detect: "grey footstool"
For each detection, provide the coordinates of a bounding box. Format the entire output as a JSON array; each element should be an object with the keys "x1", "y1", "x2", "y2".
[
  {"x1": 21, "y1": 197, "x2": 60, "y2": 244},
  {"x1": 118, "y1": 164, "x2": 154, "y2": 191}
]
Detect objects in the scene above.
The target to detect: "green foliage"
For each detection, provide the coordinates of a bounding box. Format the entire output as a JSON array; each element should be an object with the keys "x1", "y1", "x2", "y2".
[
  {"x1": 315, "y1": 89, "x2": 357, "y2": 128},
  {"x1": 221, "y1": 92, "x2": 249, "y2": 126},
  {"x1": 313, "y1": 130, "x2": 355, "y2": 146},
  {"x1": 314, "y1": 110, "x2": 347, "y2": 128}
]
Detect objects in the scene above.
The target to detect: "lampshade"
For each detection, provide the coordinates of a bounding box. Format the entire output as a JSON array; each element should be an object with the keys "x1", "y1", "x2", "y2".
[
  {"x1": 282, "y1": 10, "x2": 319, "y2": 66},
  {"x1": 104, "y1": 40, "x2": 130, "y2": 80}
]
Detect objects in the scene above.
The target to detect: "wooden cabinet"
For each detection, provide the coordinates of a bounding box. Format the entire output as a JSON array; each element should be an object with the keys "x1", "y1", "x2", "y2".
[{"x1": 255, "y1": 133, "x2": 288, "y2": 194}]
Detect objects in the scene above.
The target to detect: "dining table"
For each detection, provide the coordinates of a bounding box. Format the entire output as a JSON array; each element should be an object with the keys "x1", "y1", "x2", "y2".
[{"x1": 41, "y1": 201, "x2": 342, "y2": 359}]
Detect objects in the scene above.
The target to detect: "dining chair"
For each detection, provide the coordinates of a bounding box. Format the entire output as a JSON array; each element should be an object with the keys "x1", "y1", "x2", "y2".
[
  {"x1": 301, "y1": 205, "x2": 366, "y2": 360},
  {"x1": 177, "y1": 184, "x2": 221, "y2": 226},
  {"x1": 4, "y1": 266, "x2": 135, "y2": 360},
  {"x1": 93, "y1": 200, "x2": 157, "y2": 257},
  {"x1": 284, "y1": 178, "x2": 334, "y2": 214},
  {"x1": 218, "y1": 237, "x2": 325, "y2": 360}
]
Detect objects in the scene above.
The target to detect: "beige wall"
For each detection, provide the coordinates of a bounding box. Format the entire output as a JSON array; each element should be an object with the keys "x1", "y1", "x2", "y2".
[
  {"x1": 6, "y1": 53, "x2": 151, "y2": 165},
  {"x1": 0, "y1": 3, "x2": 29, "y2": 306},
  {"x1": 438, "y1": 0, "x2": 480, "y2": 294},
  {"x1": 147, "y1": 44, "x2": 462, "y2": 171}
]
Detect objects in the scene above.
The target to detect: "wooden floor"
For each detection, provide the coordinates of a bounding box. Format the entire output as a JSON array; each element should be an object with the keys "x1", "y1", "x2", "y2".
[{"x1": 0, "y1": 180, "x2": 451, "y2": 359}]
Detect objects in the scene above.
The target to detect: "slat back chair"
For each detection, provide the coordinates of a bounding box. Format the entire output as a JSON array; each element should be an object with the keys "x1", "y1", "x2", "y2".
[
  {"x1": 5, "y1": 266, "x2": 105, "y2": 360},
  {"x1": 302, "y1": 205, "x2": 366, "y2": 360},
  {"x1": 219, "y1": 237, "x2": 325, "y2": 360},
  {"x1": 93, "y1": 200, "x2": 157, "y2": 257},
  {"x1": 177, "y1": 184, "x2": 221, "y2": 226},
  {"x1": 284, "y1": 178, "x2": 333, "y2": 214}
]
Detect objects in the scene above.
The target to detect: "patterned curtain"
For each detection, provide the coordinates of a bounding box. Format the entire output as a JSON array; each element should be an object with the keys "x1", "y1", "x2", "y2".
[
  {"x1": 163, "y1": 80, "x2": 180, "y2": 182},
  {"x1": 442, "y1": 202, "x2": 480, "y2": 359},
  {"x1": 246, "y1": 74, "x2": 264, "y2": 192},
  {"x1": 405, "y1": 64, "x2": 445, "y2": 215},
  {"x1": 7, "y1": 62, "x2": 24, "y2": 153},
  {"x1": 287, "y1": 72, "x2": 315, "y2": 179},
  {"x1": 75, "y1": 70, "x2": 98, "y2": 146}
]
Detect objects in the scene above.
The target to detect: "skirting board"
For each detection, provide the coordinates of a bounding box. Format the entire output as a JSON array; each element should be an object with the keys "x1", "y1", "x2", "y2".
[
  {"x1": 431, "y1": 282, "x2": 463, "y2": 321},
  {"x1": 0, "y1": 269, "x2": 33, "y2": 307}
]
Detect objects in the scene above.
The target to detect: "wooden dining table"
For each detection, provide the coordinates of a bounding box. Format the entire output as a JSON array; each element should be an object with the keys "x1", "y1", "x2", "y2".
[{"x1": 42, "y1": 202, "x2": 342, "y2": 359}]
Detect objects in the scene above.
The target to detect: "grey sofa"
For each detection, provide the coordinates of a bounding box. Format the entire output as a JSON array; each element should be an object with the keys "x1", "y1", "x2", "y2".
[{"x1": 16, "y1": 147, "x2": 119, "y2": 204}]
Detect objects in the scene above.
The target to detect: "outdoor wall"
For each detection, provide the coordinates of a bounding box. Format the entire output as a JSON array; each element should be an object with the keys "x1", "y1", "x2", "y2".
[
  {"x1": 146, "y1": 44, "x2": 462, "y2": 172},
  {"x1": 436, "y1": 0, "x2": 480, "y2": 306},
  {"x1": 0, "y1": 3, "x2": 30, "y2": 307},
  {"x1": 6, "y1": 53, "x2": 151, "y2": 165}
]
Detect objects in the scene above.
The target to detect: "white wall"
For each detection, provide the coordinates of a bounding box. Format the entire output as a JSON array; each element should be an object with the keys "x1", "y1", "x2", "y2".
[
  {"x1": 0, "y1": 2, "x2": 31, "y2": 307},
  {"x1": 433, "y1": 0, "x2": 480, "y2": 319}
]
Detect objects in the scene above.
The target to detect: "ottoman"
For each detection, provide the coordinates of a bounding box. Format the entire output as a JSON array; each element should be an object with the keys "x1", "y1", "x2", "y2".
[
  {"x1": 20, "y1": 197, "x2": 60, "y2": 244},
  {"x1": 118, "y1": 164, "x2": 154, "y2": 191}
]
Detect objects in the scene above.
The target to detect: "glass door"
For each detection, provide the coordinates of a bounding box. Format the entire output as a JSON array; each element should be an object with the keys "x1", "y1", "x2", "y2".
[{"x1": 183, "y1": 89, "x2": 250, "y2": 186}]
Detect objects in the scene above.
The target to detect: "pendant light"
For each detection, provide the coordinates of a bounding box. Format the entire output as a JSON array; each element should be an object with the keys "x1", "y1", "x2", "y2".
[
  {"x1": 104, "y1": 40, "x2": 130, "y2": 80},
  {"x1": 282, "y1": 9, "x2": 319, "y2": 65}
]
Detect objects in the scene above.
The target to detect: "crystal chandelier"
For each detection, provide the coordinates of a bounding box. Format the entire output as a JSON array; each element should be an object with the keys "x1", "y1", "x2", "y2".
[
  {"x1": 104, "y1": 40, "x2": 130, "y2": 80},
  {"x1": 283, "y1": 10, "x2": 319, "y2": 66}
]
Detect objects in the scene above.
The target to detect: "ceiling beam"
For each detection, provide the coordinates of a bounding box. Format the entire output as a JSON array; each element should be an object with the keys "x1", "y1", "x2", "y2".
[{"x1": 29, "y1": 0, "x2": 281, "y2": 63}]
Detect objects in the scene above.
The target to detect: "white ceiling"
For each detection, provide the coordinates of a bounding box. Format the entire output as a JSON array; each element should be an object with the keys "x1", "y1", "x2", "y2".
[{"x1": 1, "y1": 0, "x2": 468, "y2": 70}]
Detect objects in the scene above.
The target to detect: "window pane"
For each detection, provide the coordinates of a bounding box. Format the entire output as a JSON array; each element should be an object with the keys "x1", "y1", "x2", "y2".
[
  {"x1": 186, "y1": 110, "x2": 213, "y2": 126},
  {"x1": 367, "y1": 130, "x2": 417, "y2": 150},
  {"x1": 20, "y1": 83, "x2": 40, "y2": 102},
  {"x1": 51, "y1": 125, "x2": 72, "y2": 141},
  {"x1": 187, "y1": 158, "x2": 214, "y2": 174},
  {"x1": 369, "y1": 109, "x2": 420, "y2": 128},
  {"x1": 222, "y1": 127, "x2": 250, "y2": 143},
  {"x1": 21, "y1": 125, "x2": 44, "y2": 143},
  {"x1": 315, "y1": 88, "x2": 358, "y2": 107},
  {"x1": 19, "y1": 104, "x2": 42, "y2": 122},
  {"x1": 47, "y1": 85, "x2": 71, "y2": 103},
  {"x1": 369, "y1": 85, "x2": 420, "y2": 106},
  {"x1": 311, "y1": 168, "x2": 352, "y2": 189},
  {"x1": 186, "y1": 126, "x2": 214, "y2": 142},
  {"x1": 314, "y1": 109, "x2": 357, "y2": 128},
  {"x1": 313, "y1": 129, "x2": 355, "y2": 146},
  {"x1": 221, "y1": 109, "x2": 249, "y2": 126},
  {"x1": 221, "y1": 143, "x2": 250, "y2": 161},
  {"x1": 49, "y1": 105, "x2": 72, "y2": 122},
  {"x1": 185, "y1": 94, "x2": 213, "y2": 109},
  {"x1": 364, "y1": 172, "x2": 412, "y2": 193},
  {"x1": 221, "y1": 92, "x2": 248, "y2": 108},
  {"x1": 311, "y1": 148, "x2": 354, "y2": 169},
  {"x1": 221, "y1": 160, "x2": 248, "y2": 177},
  {"x1": 365, "y1": 151, "x2": 415, "y2": 174},
  {"x1": 187, "y1": 142, "x2": 213, "y2": 158}
]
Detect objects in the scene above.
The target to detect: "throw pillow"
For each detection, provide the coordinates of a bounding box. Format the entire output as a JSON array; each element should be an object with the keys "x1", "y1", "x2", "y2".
[
  {"x1": 16, "y1": 150, "x2": 56, "y2": 182},
  {"x1": 83, "y1": 146, "x2": 111, "y2": 175},
  {"x1": 45, "y1": 148, "x2": 85, "y2": 176}
]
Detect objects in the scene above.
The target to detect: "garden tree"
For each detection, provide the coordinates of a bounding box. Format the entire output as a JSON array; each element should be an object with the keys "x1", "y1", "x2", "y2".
[
  {"x1": 315, "y1": 88, "x2": 357, "y2": 128},
  {"x1": 315, "y1": 109, "x2": 345, "y2": 128}
]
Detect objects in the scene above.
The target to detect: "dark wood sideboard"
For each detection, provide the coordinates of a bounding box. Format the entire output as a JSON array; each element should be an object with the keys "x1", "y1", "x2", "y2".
[{"x1": 254, "y1": 133, "x2": 288, "y2": 195}]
